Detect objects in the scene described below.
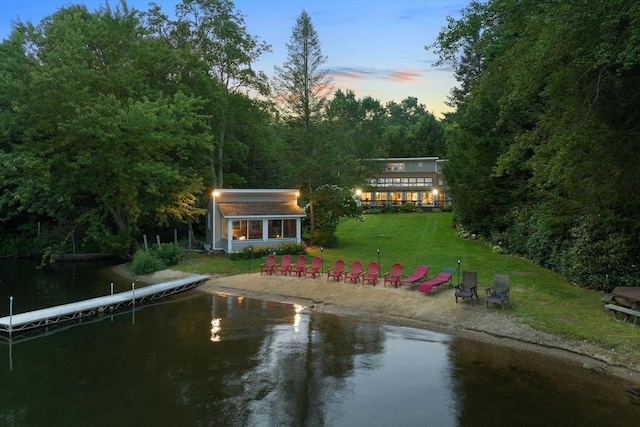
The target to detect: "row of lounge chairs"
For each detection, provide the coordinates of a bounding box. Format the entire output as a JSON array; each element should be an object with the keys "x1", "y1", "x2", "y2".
[{"x1": 260, "y1": 254, "x2": 510, "y2": 308}]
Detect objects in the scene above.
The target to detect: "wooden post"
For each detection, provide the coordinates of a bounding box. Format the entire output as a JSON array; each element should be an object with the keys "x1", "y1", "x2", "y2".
[
  {"x1": 9, "y1": 296, "x2": 13, "y2": 338},
  {"x1": 143, "y1": 234, "x2": 149, "y2": 251}
]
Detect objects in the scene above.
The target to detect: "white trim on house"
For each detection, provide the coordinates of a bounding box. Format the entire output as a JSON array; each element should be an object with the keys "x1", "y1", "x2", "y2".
[{"x1": 207, "y1": 189, "x2": 305, "y2": 253}]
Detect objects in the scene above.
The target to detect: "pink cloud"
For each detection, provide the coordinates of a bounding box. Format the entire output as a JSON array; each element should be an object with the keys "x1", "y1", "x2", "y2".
[{"x1": 330, "y1": 67, "x2": 423, "y2": 83}]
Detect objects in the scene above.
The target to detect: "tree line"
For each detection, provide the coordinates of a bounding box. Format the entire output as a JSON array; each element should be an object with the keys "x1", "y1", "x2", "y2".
[
  {"x1": 0, "y1": 0, "x2": 444, "y2": 257},
  {"x1": 431, "y1": 0, "x2": 640, "y2": 291},
  {"x1": 2, "y1": 0, "x2": 635, "y2": 292}
]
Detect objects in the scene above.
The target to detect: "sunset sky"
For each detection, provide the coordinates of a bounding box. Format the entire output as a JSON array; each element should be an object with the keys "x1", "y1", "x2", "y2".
[{"x1": 0, "y1": 0, "x2": 469, "y2": 117}]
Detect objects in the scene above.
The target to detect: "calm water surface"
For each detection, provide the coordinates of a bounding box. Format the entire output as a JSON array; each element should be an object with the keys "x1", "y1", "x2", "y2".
[{"x1": 0, "y1": 259, "x2": 638, "y2": 426}]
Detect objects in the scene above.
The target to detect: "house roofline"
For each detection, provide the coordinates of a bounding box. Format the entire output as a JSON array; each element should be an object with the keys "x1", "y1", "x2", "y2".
[
  {"x1": 368, "y1": 157, "x2": 442, "y2": 161},
  {"x1": 212, "y1": 189, "x2": 300, "y2": 194},
  {"x1": 223, "y1": 215, "x2": 306, "y2": 219}
]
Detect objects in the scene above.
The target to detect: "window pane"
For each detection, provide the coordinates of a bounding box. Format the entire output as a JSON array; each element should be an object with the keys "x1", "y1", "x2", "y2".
[
  {"x1": 268, "y1": 220, "x2": 282, "y2": 238},
  {"x1": 233, "y1": 220, "x2": 247, "y2": 240},
  {"x1": 248, "y1": 220, "x2": 262, "y2": 239},
  {"x1": 283, "y1": 220, "x2": 296, "y2": 238}
]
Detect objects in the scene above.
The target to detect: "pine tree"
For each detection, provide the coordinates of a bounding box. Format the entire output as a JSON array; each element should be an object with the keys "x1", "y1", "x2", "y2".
[{"x1": 273, "y1": 10, "x2": 333, "y2": 129}]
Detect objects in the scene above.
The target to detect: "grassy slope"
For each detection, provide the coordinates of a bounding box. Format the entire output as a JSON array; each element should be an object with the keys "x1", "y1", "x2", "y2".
[{"x1": 178, "y1": 212, "x2": 639, "y2": 357}]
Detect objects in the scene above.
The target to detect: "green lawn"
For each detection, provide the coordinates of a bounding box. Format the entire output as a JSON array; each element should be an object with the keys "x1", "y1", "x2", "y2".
[{"x1": 177, "y1": 212, "x2": 639, "y2": 360}]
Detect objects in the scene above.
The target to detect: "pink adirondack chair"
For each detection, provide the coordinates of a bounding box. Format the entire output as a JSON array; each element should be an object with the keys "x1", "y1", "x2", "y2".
[
  {"x1": 417, "y1": 268, "x2": 455, "y2": 294},
  {"x1": 400, "y1": 265, "x2": 430, "y2": 285},
  {"x1": 291, "y1": 255, "x2": 307, "y2": 277},
  {"x1": 361, "y1": 261, "x2": 379, "y2": 286},
  {"x1": 383, "y1": 262, "x2": 403, "y2": 288},
  {"x1": 343, "y1": 261, "x2": 363, "y2": 284},
  {"x1": 304, "y1": 256, "x2": 322, "y2": 278},
  {"x1": 260, "y1": 254, "x2": 276, "y2": 275},
  {"x1": 275, "y1": 254, "x2": 292, "y2": 276},
  {"x1": 327, "y1": 259, "x2": 346, "y2": 282}
]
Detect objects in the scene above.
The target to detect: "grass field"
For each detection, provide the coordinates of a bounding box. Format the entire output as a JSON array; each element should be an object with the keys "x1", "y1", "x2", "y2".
[{"x1": 177, "y1": 212, "x2": 639, "y2": 359}]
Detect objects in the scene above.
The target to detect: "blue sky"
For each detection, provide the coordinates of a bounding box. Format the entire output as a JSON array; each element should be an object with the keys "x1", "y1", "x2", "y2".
[{"x1": 0, "y1": 0, "x2": 468, "y2": 117}]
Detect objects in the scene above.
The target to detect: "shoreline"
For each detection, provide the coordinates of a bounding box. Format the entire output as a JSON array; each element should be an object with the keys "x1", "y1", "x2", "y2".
[{"x1": 112, "y1": 265, "x2": 640, "y2": 384}]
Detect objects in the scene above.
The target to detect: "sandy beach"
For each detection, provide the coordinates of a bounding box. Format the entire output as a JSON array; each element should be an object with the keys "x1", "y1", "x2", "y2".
[{"x1": 116, "y1": 266, "x2": 640, "y2": 383}]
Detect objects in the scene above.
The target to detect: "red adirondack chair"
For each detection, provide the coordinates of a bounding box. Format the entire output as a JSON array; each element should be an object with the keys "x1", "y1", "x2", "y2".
[
  {"x1": 383, "y1": 262, "x2": 403, "y2": 288},
  {"x1": 343, "y1": 261, "x2": 363, "y2": 284},
  {"x1": 417, "y1": 268, "x2": 455, "y2": 294},
  {"x1": 275, "y1": 254, "x2": 292, "y2": 276},
  {"x1": 290, "y1": 255, "x2": 307, "y2": 277},
  {"x1": 361, "y1": 261, "x2": 379, "y2": 286},
  {"x1": 327, "y1": 259, "x2": 346, "y2": 282},
  {"x1": 304, "y1": 256, "x2": 322, "y2": 278},
  {"x1": 400, "y1": 265, "x2": 430, "y2": 285},
  {"x1": 260, "y1": 254, "x2": 277, "y2": 275}
]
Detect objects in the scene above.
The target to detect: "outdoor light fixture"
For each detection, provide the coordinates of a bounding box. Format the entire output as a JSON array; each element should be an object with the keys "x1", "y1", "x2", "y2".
[
  {"x1": 377, "y1": 248, "x2": 380, "y2": 266},
  {"x1": 457, "y1": 259, "x2": 461, "y2": 284},
  {"x1": 321, "y1": 247, "x2": 324, "y2": 274}
]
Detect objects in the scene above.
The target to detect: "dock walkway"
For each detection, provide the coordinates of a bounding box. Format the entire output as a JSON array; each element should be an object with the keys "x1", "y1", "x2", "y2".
[{"x1": 0, "y1": 274, "x2": 209, "y2": 335}]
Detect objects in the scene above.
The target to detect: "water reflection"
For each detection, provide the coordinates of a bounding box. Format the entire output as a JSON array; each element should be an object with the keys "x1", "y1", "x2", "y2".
[
  {"x1": 210, "y1": 318, "x2": 221, "y2": 343},
  {"x1": 0, "y1": 261, "x2": 638, "y2": 426}
]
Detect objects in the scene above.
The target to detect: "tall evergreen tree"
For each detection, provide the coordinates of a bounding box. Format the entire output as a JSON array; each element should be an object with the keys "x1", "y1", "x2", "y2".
[
  {"x1": 273, "y1": 10, "x2": 333, "y2": 129},
  {"x1": 272, "y1": 10, "x2": 336, "y2": 238}
]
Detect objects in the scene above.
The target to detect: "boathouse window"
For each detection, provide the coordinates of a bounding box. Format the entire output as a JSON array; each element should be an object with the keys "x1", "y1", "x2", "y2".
[
  {"x1": 231, "y1": 220, "x2": 262, "y2": 240},
  {"x1": 248, "y1": 220, "x2": 261, "y2": 239},
  {"x1": 268, "y1": 220, "x2": 282, "y2": 238},
  {"x1": 232, "y1": 220, "x2": 246, "y2": 240},
  {"x1": 282, "y1": 219, "x2": 296, "y2": 238}
]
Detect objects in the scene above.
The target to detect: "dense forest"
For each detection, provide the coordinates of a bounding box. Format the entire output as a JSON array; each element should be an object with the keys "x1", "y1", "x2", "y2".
[
  {"x1": 431, "y1": 0, "x2": 640, "y2": 290},
  {"x1": 0, "y1": 0, "x2": 445, "y2": 257},
  {"x1": 1, "y1": 0, "x2": 638, "y2": 291}
]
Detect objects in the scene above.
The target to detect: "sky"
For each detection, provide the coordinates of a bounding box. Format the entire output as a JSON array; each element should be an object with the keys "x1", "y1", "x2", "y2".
[{"x1": 0, "y1": 0, "x2": 468, "y2": 117}]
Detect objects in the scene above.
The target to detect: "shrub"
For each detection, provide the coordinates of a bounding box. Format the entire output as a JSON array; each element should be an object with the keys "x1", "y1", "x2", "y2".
[
  {"x1": 149, "y1": 243, "x2": 183, "y2": 267},
  {"x1": 230, "y1": 243, "x2": 307, "y2": 260},
  {"x1": 311, "y1": 229, "x2": 338, "y2": 248},
  {"x1": 130, "y1": 249, "x2": 161, "y2": 274},
  {"x1": 400, "y1": 202, "x2": 416, "y2": 213}
]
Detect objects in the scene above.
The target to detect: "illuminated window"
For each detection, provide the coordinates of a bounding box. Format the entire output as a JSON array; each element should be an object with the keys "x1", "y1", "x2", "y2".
[
  {"x1": 386, "y1": 162, "x2": 405, "y2": 172},
  {"x1": 268, "y1": 220, "x2": 282, "y2": 238}
]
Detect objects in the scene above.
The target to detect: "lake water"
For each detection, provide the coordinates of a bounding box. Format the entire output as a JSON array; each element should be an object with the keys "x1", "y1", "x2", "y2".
[{"x1": 0, "y1": 259, "x2": 638, "y2": 426}]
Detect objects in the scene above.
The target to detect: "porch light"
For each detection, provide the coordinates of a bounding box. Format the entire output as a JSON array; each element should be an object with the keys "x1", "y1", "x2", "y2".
[{"x1": 355, "y1": 188, "x2": 362, "y2": 198}]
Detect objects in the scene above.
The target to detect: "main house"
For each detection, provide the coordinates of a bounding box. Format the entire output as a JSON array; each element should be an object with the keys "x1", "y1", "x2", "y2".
[
  {"x1": 358, "y1": 157, "x2": 449, "y2": 209},
  {"x1": 206, "y1": 189, "x2": 306, "y2": 254}
]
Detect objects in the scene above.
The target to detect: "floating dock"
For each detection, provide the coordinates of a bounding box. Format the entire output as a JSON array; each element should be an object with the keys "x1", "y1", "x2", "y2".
[{"x1": 0, "y1": 274, "x2": 209, "y2": 336}]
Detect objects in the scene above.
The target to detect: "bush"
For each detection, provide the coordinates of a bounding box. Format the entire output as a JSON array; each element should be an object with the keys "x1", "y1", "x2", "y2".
[
  {"x1": 230, "y1": 242, "x2": 307, "y2": 260},
  {"x1": 149, "y1": 243, "x2": 183, "y2": 267},
  {"x1": 400, "y1": 202, "x2": 416, "y2": 213},
  {"x1": 311, "y1": 229, "x2": 338, "y2": 248},
  {"x1": 130, "y1": 249, "x2": 161, "y2": 274}
]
